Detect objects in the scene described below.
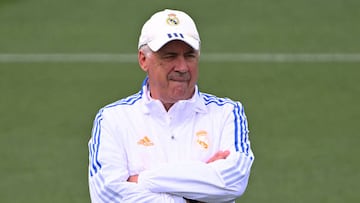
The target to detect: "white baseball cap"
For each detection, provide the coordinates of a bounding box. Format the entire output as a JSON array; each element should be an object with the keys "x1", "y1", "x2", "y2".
[{"x1": 138, "y1": 9, "x2": 201, "y2": 52}]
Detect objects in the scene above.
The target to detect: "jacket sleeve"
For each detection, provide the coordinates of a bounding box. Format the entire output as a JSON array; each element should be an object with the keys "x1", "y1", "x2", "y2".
[
  {"x1": 137, "y1": 102, "x2": 254, "y2": 203},
  {"x1": 88, "y1": 108, "x2": 186, "y2": 203}
]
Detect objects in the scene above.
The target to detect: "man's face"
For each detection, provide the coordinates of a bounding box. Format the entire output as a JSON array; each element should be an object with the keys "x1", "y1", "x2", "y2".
[{"x1": 139, "y1": 40, "x2": 199, "y2": 108}]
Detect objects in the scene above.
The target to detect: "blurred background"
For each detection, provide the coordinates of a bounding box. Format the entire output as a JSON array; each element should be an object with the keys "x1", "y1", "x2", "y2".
[{"x1": 0, "y1": 0, "x2": 359, "y2": 202}]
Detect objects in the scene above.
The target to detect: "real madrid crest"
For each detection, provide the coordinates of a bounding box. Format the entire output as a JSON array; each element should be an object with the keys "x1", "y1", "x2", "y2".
[
  {"x1": 196, "y1": 130, "x2": 209, "y2": 149},
  {"x1": 166, "y1": 13, "x2": 179, "y2": 26}
]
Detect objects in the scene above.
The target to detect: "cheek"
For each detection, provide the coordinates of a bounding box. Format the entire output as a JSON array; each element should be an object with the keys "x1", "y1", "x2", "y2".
[
  {"x1": 148, "y1": 66, "x2": 170, "y2": 84},
  {"x1": 190, "y1": 66, "x2": 199, "y2": 81}
]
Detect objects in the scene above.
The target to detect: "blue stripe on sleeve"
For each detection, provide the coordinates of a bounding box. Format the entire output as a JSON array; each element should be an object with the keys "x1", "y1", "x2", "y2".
[
  {"x1": 88, "y1": 91, "x2": 143, "y2": 176},
  {"x1": 236, "y1": 102, "x2": 250, "y2": 155},
  {"x1": 202, "y1": 93, "x2": 250, "y2": 154},
  {"x1": 91, "y1": 173, "x2": 122, "y2": 202},
  {"x1": 89, "y1": 110, "x2": 103, "y2": 175},
  {"x1": 233, "y1": 105, "x2": 240, "y2": 152}
]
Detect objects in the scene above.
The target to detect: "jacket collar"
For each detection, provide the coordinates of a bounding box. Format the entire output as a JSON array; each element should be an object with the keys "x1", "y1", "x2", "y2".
[{"x1": 140, "y1": 77, "x2": 207, "y2": 115}]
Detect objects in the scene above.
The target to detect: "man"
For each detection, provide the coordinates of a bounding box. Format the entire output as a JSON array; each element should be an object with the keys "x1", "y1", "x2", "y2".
[{"x1": 88, "y1": 9, "x2": 254, "y2": 203}]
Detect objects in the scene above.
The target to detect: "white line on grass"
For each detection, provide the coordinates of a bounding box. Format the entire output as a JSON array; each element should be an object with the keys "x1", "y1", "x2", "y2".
[
  {"x1": 1, "y1": 53, "x2": 360, "y2": 63},
  {"x1": 0, "y1": 54, "x2": 135, "y2": 63}
]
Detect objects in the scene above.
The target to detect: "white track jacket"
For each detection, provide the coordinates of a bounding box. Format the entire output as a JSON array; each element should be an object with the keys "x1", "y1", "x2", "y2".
[{"x1": 88, "y1": 79, "x2": 254, "y2": 203}]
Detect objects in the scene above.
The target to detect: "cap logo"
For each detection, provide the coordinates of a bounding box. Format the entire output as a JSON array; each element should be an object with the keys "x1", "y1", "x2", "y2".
[
  {"x1": 167, "y1": 33, "x2": 184, "y2": 39},
  {"x1": 166, "y1": 13, "x2": 179, "y2": 26}
]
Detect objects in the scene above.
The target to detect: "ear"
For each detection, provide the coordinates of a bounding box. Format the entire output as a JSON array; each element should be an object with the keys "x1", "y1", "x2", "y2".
[{"x1": 138, "y1": 50, "x2": 148, "y2": 72}]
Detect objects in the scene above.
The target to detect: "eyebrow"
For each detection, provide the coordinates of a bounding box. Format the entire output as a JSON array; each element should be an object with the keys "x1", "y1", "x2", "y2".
[
  {"x1": 161, "y1": 48, "x2": 197, "y2": 55},
  {"x1": 185, "y1": 49, "x2": 197, "y2": 54}
]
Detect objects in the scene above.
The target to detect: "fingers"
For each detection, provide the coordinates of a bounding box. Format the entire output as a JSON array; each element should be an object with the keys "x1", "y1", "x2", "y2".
[
  {"x1": 127, "y1": 175, "x2": 139, "y2": 183},
  {"x1": 206, "y1": 150, "x2": 230, "y2": 163}
]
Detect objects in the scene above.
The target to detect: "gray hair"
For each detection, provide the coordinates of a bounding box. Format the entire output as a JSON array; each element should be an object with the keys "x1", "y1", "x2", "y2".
[{"x1": 139, "y1": 45, "x2": 153, "y2": 57}]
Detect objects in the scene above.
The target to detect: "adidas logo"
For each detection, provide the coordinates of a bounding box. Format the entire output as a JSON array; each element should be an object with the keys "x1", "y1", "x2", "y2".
[{"x1": 137, "y1": 136, "x2": 154, "y2": 146}]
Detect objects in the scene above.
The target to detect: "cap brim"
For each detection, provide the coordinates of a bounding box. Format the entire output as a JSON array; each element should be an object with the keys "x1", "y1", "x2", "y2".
[{"x1": 147, "y1": 35, "x2": 200, "y2": 52}]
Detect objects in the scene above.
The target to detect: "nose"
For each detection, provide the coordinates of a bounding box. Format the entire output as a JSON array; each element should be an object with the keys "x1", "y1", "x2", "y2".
[{"x1": 174, "y1": 56, "x2": 189, "y2": 73}]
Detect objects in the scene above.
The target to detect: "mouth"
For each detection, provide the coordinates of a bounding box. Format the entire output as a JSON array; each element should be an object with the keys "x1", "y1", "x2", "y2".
[
  {"x1": 170, "y1": 77, "x2": 189, "y2": 82},
  {"x1": 168, "y1": 73, "x2": 190, "y2": 82}
]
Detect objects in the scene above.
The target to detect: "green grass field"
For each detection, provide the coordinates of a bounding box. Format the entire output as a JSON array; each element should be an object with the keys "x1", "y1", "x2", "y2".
[{"x1": 1, "y1": 0, "x2": 359, "y2": 202}]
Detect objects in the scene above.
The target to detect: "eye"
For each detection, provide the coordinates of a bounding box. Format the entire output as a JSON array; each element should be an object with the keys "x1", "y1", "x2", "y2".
[
  {"x1": 186, "y1": 53, "x2": 196, "y2": 58},
  {"x1": 162, "y1": 53, "x2": 177, "y2": 59},
  {"x1": 185, "y1": 52, "x2": 198, "y2": 60}
]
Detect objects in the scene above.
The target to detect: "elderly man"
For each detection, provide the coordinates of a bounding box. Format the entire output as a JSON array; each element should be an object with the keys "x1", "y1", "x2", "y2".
[{"x1": 88, "y1": 9, "x2": 254, "y2": 203}]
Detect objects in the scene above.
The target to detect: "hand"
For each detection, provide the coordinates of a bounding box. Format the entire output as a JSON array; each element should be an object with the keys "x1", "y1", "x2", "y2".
[
  {"x1": 206, "y1": 150, "x2": 230, "y2": 163},
  {"x1": 127, "y1": 175, "x2": 139, "y2": 183}
]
